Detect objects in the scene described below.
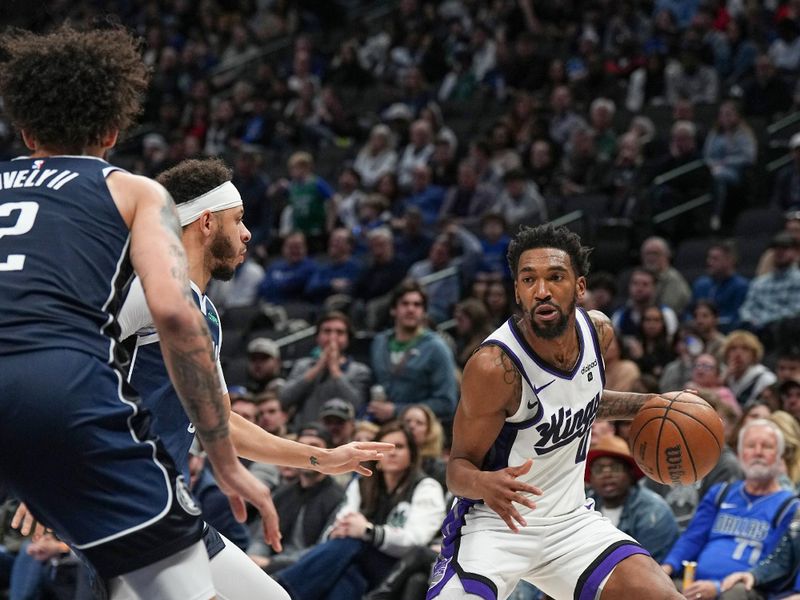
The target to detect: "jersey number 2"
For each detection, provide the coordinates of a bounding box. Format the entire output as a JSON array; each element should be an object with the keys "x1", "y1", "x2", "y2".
[{"x1": 0, "y1": 202, "x2": 39, "y2": 271}]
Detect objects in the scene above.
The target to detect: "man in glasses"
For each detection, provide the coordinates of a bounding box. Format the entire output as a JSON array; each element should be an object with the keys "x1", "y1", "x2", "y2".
[{"x1": 586, "y1": 435, "x2": 678, "y2": 563}]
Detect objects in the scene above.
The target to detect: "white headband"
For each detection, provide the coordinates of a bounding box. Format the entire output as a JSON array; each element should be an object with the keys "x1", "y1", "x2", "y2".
[{"x1": 177, "y1": 181, "x2": 243, "y2": 226}]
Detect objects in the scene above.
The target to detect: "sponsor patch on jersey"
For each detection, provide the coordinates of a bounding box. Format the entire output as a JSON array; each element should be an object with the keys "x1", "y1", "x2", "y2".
[{"x1": 175, "y1": 475, "x2": 202, "y2": 516}]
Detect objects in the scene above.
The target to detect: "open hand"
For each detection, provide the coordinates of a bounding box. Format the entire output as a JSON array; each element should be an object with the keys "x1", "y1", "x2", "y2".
[
  {"x1": 318, "y1": 441, "x2": 395, "y2": 476},
  {"x1": 721, "y1": 572, "x2": 754, "y2": 592},
  {"x1": 12, "y1": 503, "x2": 47, "y2": 540},
  {"x1": 478, "y1": 459, "x2": 542, "y2": 532}
]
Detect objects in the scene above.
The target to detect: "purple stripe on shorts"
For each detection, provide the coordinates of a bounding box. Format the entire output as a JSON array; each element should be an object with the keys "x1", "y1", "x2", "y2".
[
  {"x1": 577, "y1": 544, "x2": 649, "y2": 600},
  {"x1": 462, "y1": 577, "x2": 497, "y2": 600}
]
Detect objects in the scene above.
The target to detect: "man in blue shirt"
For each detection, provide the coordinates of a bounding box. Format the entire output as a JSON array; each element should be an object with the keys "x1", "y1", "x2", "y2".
[
  {"x1": 661, "y1": 420, "x2": 800, "y2": 600},
  {"x1": 691, "y1": 240, "x2": 750, "y2": 333}
]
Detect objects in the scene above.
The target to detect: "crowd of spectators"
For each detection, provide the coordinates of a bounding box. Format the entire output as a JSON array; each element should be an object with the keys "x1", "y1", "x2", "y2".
[{"x1": 4, "y1": 0, "x2": 800, "y2": 599}]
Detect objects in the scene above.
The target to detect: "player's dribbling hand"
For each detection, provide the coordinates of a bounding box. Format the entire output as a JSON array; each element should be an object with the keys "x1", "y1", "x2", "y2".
[
  {"x1": 721, "y1": 572, "x2": 755, "y2": 592},
  {"x1": 11, "y1": 503, "x2": 47, "y2": 540},
  {"x1": 478, "y1": 458, "x2": 542, "y2": 533}
]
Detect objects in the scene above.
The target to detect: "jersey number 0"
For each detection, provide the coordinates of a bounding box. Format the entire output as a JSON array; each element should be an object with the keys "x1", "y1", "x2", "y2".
[{"x1": 0, "y1": 202, "x2": 39, "y2": 271}]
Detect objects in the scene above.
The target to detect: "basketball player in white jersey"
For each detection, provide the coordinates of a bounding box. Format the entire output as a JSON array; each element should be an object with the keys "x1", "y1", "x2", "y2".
[{"x1": 427, "y1": 224, "x2": 684, "y2": 600}]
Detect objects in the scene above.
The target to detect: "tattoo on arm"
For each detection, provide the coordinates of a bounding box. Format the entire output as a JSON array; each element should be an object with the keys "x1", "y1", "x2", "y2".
[
  {"x1": 494, "y1": 349, "x2": 521, "y2": 399},
  {"x1": 597, "y1": 391, "x2": 650, "y2": 420},
  {"x1": 310, "y1": 456, "x2": 319, "y2": 466},
  {"x1": 162, "y1": 326, "x2": 229, "y2": 442}
]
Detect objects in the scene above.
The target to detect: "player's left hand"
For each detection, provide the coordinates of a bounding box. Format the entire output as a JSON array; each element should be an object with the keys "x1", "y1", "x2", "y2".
[
  {"x1": 11, "y1": 503, "x2": 47, "y2": 540},
  {"x1": 317, "y1": 441, "x2": 395, "y2": 476},
  {"x1": 682, "y1": 579, "x2": 717, "y2": 599}
]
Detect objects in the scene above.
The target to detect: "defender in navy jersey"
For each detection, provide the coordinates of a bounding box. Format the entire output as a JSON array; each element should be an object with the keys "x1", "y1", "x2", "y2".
[
  {"x1": 428, "y1": 225, "x2": 688, "y2": 600},
  {"x1": 0, "y1": 26, "x2": 277, "y2": 600},
  {"x1": 115, "y1": 158, "x2": 395, "y2": 600}
]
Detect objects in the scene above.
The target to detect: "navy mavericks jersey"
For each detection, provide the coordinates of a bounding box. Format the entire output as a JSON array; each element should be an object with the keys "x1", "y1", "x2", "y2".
[
  {"x1": 0, "y1": 156, "x2": 131, "y2": 362},
  {"x1": 123, "y1": 279, "x2": 226, "y2": 480}
]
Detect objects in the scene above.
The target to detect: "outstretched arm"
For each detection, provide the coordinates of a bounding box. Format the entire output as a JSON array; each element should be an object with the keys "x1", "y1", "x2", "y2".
[
  {"x1": 588, "y1": 310, "x2": 657, "y2": 420},
  {"x1": 447, "y1": 345, "x2": 542, "y2": 531},
  {"x1": 229, "y1": 411, "x2": 393, "y2": 476}
]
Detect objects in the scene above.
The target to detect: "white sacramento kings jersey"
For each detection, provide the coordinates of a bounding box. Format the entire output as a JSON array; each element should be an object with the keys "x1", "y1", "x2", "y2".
[{"x1": 474, "y1": 308, "x2": 605, "y2": 523}]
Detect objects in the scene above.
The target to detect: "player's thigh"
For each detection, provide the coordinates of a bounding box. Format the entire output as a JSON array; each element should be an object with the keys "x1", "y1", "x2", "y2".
[
  {"x1": 210, "y1": 534, "x2": 289, "y2": 600},
  {"x1": 109, "y1": 540, "x2": 214, "y2": 600},
  {"x1": 601, "y1": 553, "x2": 682, "y2": 600}
]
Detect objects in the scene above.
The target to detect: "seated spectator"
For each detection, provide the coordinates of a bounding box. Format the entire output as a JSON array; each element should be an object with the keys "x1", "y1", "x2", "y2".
[
  {"x1": 554, "y1": 126, "x2": 606, "y2": 197},
  {"x1": 779, "y1": 378, "x2": 800, "y2": 424},
  {"x1": 647, "y1": 120, "x2": 711, "y2": 223},
  {"x1": 548, "y1": 85, "x2": 587, "y2": 149},
  {"x1": 230, "y1": 386, "x2": 259, "y2": 424},
  {"x1": 741, "y1": 54, "x2": 793, "y2": 119},
  {"x1": 586, "y1": 435, "x2": 678, "y2": 562},
  {"x1": 488, "y1": 121, "x2": 522, "y2": 178},
  {"x1": 351, "y1": 227, "x2": 409, "y2": 331},
  {"x1": 641, "y1": 236, "x2": 691, "y2": 315},
  {"x1": 429, "y1": 135, "x2": 458, "y2": 188},
  {"x1": 661, "y1": 419, "x2": 800, "y2": 599},
  {"x1": 368, "y1": 280, "x2": 459, "y2": 428},
  {"x1": 452, "y1": 298, "x2": 494, "y2": 370},
  {"x1": 703, "y1": 101, "x2": 757, "y2": 231},
  {"x1": 352, "y1": 194, "x2": 392, "y2": 258},
  {"x1": 408, "y1": 235, "x2": 460, "y2": 324},
  {"x1": 739, "y1": 232, "x2": 800, "y2": 335},
  {"x1": 770, "y1": 410, "x2": 800, "y2": 490},
  {"x1": 328, "y1": 167, "x2": 366, "y2": 231},
  {"x1": 687, "y1": 353, "x2": 741, "y2": 417},
  {"x1": 659, "y1": 327, "x2": 705, "y2": 392},
  {"x1": 625, "y1": 304, "x2": 675, "y2": 379},
  {"x1": 304, "y1": 228, "x2": 362, "y2": 303},
  {"x1": 397, "y1": 119, "x2": 434, "y2": 192},
  {"x1": 755, "y1": 213, "x2": 800, "y2": 277},
  {"x1": 771, "y1": 133, "x2": 800, "y2": 212},
  {"x1": 393, "y1": 207, "x2": 434, "y2": 269},
  {"x1": 776, "y1": 348, "x2": 800, "y2": 385},
  {"x1": 612, "y1": 267, "x2": 679, "y2": 338},
  {"x1": 353, "y1": 420, "x2": 380, "y2": 443},
  {"x1": 665, "y1": 40, "x2": 720, "y2": 106},
  {"x1": 588, "y1": 97, "x2": 619, "y2": 163},
  {"x1": 245, "y1": 338, "x2": 284, "y2": 394},
  {"x1": 258, "y1": 231, "x2": 318, "y2": 304},
  {"x1": 492, "y1": 168, "x2": 548, "y2": 232},
  {"x1": 400, "y1": 404, "x2": 447, "y2": 491},
  {"x1": 525, "y1": 138, "x2": 559, "y2": 197},
  {"x1": 188, "y1": 445, "x2": 249, "y2": 551},
  {"x1": 255, "y1": 391, "x2": 290, "y2": 439},
  {"x1": 319, "y1": 398, "x2": 357, "y2": 448},
  {"x1": 691, "y1": 241, "x2": 750, "y2": 334},
  {"x1": 248, "y1": 423, "x2": 345, "y2": 573},
  {"x1": 273, "y1": 421, "x2": 447, "y2": 599},
  {"x1": 601, "y1": 131, "x2": 648, "y2": 220},
  {"x1": 353, "y1": 123, "x2": 397, "y2": 190},
  {"x1": 484, "y1": 280, "x2": 516, "y2": 329},
  {"x1": 400, "y1": 164, "x2": 445, "y2": 227},
  {"x1": 586, "y1": 271, "x2": 619, "y2": 317},
  {"x1": 604, "y1": 333, "x2": 642, "y2": 393},
  {"x1": 723, "y1": 331, "x2": 777, "y2": 408},
  {"x1": 438, "y1": 159, "x2": 495, "y2": 230},
  {"x1": 476, "y1": 213, "x2": 511, "y2": 280},
  {"x1": 281, "y1": 152, "x2": 334, "y2": 250},
  {"x1": 280, "y1": 311, "x2": 371, "y2": 428},
  {"x1": 691, "y1": 300, "x2": 727, "y2": 360}
]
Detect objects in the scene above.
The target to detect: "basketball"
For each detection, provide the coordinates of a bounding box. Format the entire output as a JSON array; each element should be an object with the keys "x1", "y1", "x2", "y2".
[{"x1": 628, "y1": 391, "x2": 725, "y2": 486}]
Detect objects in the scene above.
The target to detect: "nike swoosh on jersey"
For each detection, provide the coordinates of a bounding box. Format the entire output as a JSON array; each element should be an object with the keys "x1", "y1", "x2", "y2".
[{"x1": 527, "y1": 379, "x2": 556, "y2": 408}]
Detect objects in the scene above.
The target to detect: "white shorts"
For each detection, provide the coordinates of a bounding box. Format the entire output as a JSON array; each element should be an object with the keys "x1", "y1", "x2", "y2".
[
  {"x1": 109, "y1": 540, "x2": 214, "y2": 600},
  {"x1": 426, "y1": 500, "x2": 648, "y2": 600},
  {"x1": 110, "y1": 534, "x2": 290, "y2": 600}
]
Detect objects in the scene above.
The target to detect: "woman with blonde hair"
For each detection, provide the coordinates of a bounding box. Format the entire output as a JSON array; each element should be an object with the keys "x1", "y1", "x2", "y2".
[
  {"x1": 770, "y1": 410, "x2": 800, "y2": 489},
  {"x1": 400, "y1": 404, "x2": 446, "y2": 491},
  {"x1": 721, "y1": 330, "x2": 777, "y2": 407}
]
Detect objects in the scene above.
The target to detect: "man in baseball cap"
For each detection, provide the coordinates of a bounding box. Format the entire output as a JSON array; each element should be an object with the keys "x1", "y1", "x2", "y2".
[{"x1": 318, "y1": 398, "x2": 356, "y2": 448}]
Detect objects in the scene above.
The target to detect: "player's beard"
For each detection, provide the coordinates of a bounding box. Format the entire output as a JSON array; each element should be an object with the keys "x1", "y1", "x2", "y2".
[
  {"x1": 529, "y1": 297, "x2": 575, "y2": 340},
  {"x1": 209, "y1": 232, "x2": 240, "y2": 281}
]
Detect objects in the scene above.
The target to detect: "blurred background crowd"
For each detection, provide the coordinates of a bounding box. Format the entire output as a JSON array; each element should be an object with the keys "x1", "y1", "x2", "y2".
[{"x1": 3, "y1": 0, "x2": 800, "y2": 598}]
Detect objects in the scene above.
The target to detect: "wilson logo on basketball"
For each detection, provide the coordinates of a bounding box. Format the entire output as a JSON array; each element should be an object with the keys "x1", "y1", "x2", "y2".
[{"x1": 665, "y1": 445, "x2": 685, "y2": 485}]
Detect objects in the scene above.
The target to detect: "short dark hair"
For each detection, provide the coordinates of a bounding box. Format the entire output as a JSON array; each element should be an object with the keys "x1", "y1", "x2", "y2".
[
  {"x1": 390, "y1": 279, "x2": 428, "y2": 311},
  {"x1": 156, "y1": 158, "x2": 233, "y2": 206},
  {"x1": 693, "y1": 299, "x2": 719, "y2": 318},
  {"x1": 315, "y1": 310, "x2": 353, "y2": 339},
  {"x1": 0, "y1": 25, "x2": 149, "y2": 153},
  {"x1": 507, "y1": 224, "x2": 591, "y2": 278}
]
